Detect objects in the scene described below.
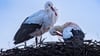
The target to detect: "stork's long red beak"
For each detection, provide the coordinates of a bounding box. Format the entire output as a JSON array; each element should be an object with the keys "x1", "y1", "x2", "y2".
[
  {"x1": 51, "y1": 6, "x2": 57, "y2": 16},
  {"x1": 56, "y1": 31, "x2": 63, "y2": 36},
  {"x1": 51, "y1": 6, "x2": 55, "y2": 11}
]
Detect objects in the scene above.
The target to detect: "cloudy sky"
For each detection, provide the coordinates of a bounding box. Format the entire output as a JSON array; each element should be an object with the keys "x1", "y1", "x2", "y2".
[{"x1": 0, "y1": 0, "x2": 100, "y2": 49}]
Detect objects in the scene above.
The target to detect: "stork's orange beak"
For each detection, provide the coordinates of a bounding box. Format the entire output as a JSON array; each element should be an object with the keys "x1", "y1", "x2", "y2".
[
  {"x1": 56, "y1": 31, "x2": 63, "y2": 36},
  {"x1": 51, "y1": 6, "x2": 57, "y2": 16},
  {"x1": 51, "y1": 6, "x2": 55, "y2": 11}
]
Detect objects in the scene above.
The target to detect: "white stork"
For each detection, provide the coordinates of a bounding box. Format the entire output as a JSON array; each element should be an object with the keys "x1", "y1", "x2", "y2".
[
  {"x1": 14, "y1": 1, "x2": 58, "y2": 46},
  {"x1": 49, "y1": 22, "x2": 85, "y2": 46}
]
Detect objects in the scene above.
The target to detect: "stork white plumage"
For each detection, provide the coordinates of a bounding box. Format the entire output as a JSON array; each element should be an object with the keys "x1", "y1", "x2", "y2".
[
  {"x1": 49, "y1": 22, "x2": 84, "y2": 40},
  {"x1": 14, "y1": 1, "x2": 58, "y2": 46},
  {"x1": 49, "y1": 22, "x2": 85, "y2": 46}
]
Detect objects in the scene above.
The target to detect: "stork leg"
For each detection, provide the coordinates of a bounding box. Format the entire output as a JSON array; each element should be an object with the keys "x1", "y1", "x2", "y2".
[
  {"x1": 39, "y1": 30, "x2": 43, "y2": 47},
  {"x1": 39, "y1": 35, "x2": 42, "y2": 47},
  {"x1": 24, "y1": 41, "x2": 27, "y2": 47},
  {"x1": 35, "y1": 36, "x2": 38, "y2": 47}
]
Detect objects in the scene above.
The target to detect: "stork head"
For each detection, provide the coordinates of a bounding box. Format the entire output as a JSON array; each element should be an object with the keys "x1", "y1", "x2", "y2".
[
  {"x1": 49, "y1": 26, "x2": 63, "y2": 36},
  {"x1": 45, "y1": 1, "x2": 57, "y2": 16}
]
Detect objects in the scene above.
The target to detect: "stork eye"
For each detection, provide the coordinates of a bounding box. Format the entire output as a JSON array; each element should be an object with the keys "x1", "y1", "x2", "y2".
[
  {"x1": 48, "y1": 4, "x2": 51, "y2": 6},
  {"x1": 53, "y1": 32, "x2": 57, "y2": 34}
]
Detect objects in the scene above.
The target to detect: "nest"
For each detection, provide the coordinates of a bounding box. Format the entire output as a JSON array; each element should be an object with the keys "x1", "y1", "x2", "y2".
[{"x1": 0, "y1": 40, "x2": 100, "y2": 56}]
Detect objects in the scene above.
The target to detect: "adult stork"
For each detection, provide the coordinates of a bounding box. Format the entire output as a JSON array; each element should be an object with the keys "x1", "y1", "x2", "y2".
[
  {"x1": 49, "y1": 22, "x2": 85, "y2": 46},
  {"x1": 14, "y1": 1, "x2": 58, "y2": 46}
]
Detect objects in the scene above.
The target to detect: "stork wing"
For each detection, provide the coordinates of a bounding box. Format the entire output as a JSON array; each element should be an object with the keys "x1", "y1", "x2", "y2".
[
  {"x1": 23, "y1": 10, "x2": 45, "y2": 25},
  {"x1": 14, "y1": 24, "x2": 42, "y2": 44},
  {"x1": 14, "y1": 27, "x2": 34, "y2": 44}
]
